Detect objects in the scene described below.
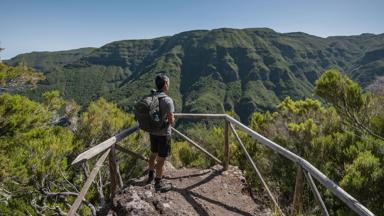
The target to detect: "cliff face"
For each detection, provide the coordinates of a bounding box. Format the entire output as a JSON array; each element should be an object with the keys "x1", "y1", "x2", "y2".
[{"x1": 106, "y1": 163, "x2": 271, "y2": 216}]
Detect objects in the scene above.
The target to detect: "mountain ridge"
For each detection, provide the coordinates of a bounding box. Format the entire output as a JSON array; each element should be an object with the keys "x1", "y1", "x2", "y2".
[{"x1": 5, "y1": 28, "x2": 384, "y2": 121}]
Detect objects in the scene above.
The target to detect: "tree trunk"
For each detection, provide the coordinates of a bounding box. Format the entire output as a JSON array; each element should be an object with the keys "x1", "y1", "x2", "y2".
[{"x1": 292, "y1": 166, "x2": 305, "y2": 216}]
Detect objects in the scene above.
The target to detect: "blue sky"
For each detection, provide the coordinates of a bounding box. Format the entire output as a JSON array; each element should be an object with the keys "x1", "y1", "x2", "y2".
[{"x1": 1, "y1": 0, "x2": 383, "y2": 59}]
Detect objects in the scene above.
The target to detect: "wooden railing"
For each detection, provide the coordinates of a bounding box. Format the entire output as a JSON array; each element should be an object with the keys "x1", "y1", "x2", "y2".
[
  {"x1": 68, "y1": 124, "x2": 141, "y2": 215},
  {"x1": 69, "y1": 113, "x2": 374, "y2": 216}
]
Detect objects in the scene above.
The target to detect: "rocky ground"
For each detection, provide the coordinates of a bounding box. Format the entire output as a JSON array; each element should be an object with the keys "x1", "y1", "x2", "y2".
[{"x1": 105, "y1": 162, "x2": 272, "y2": 216}]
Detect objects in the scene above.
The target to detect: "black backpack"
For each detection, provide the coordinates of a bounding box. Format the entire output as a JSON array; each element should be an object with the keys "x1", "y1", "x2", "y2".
[{"x1": 134, "y1": 90, "x2": 167, "y2": 132}]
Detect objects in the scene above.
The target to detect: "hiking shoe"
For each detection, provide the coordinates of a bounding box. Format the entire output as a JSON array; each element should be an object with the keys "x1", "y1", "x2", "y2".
[
  {"x1": 154, "y1": 178, "x2": 172, "y2": 192},
  {"x1": 147, "y1": 170, "x2": 155, "y2": 184}
]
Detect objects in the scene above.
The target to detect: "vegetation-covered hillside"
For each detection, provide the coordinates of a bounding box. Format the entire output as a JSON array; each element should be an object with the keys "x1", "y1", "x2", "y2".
[
  {"x1": 5, "y1": 48, "x2": 95, "y2": 73},
  {"x1": 6, "y1": 28, "x2": 384, "y2": 122}
]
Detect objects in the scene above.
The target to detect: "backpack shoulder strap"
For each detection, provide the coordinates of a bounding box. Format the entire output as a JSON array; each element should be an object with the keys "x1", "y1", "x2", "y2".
[
  {"x1": 157, "y1": 92, "x2": 167, "y2": 98},
  {"x1": 157, "y1": 92, "x2": 170, "y2": 128}
]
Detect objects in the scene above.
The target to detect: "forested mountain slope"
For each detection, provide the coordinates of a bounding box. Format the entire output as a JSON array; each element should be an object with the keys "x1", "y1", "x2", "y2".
[{"x1": 6, "y1": 28, "x2": 384, "y2": 121}]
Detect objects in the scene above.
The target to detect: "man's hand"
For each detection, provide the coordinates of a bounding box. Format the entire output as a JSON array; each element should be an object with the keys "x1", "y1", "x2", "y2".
[{"x1": 167, "y1": 112, "x2": 175, "y2": 125}]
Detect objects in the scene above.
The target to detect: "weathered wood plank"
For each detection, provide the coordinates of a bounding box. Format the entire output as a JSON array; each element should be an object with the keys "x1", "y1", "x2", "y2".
[
  {"x1": 115, "y1": 144, "x2": 148, "y2": 161},
  {"x1": 174, "y1": 113, "x2": 227, "y2": 120},
  {"x1": 224, "y1": 115, "x2": 374, "y2": 216},
  {"x1": 115, "y1": 123, "x2": 140, "y2": 142},
  {"x1": 71, "y1": 124, "x2": 139, "y2": 165},
  {"x1": 229, "y1": 123, "x2": 284, "y2": 216},
  {"x1": 171, "y1": 127, "x2": 222, "y2": 164},
  {"x1": 72, "y1": 137, "x2": 116, "y2": 165},
  {"x1": 68, "y1": 149, "x2": 110, "y2": 216}
]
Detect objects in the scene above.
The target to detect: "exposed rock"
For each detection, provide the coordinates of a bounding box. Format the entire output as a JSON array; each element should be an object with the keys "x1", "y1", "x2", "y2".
[
  {"x1": 113, "y1": 185, "x2": 178, "y2": 216},
  {"x1": 108, "y1": 165, "x2": 272, "y2": 216}
]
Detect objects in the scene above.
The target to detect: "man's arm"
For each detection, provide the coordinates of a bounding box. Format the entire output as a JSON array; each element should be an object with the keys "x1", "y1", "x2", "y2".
[
  {"x1": 165, "y1": 97, "x2": 175, "y2": 125},
  {"x1": 167, "y1": 112, "x2": 175, "y2": 125}
]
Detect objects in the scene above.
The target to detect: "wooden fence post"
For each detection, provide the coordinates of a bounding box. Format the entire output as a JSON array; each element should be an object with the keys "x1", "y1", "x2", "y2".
[
  {"x1": 223, "y1": 120, "x2": 229, "y2": 170},
  {"x1": 292, "y1": 166, "x2": 305, "y2": 216},
  {"x1": 109, "y1": 144, "x2": 122, "y2": 199}
]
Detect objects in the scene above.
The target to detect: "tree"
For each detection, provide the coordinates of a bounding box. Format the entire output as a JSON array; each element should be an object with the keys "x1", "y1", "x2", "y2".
[
  {"x1": 247, "y1": 97, "x2": 341, "y2": 215},
  {"x1": 0, "y1": 93, "x2": 74, "y2": 215},
  {"x1": 42, "y1": 90, "x2": 80, "y2": 129},
  {"x1": 0, "y1": 93, "x2": 147, "y2": 215},
  {"x1": 315, "y1": 69, "x2": 383, "y2": 141},
  {"x1": 0, "y1": 63, "x2": 44, "y2": 92},
  {"x1": 340, "y1": 150, "x2": 384, "y2": 213},
  {"x1": 315, "y1": 69, "x2": 384, "y2": 215}
]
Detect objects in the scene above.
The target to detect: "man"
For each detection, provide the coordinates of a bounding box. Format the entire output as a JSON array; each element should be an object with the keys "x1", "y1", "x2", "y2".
[{"x1": 147, "y1": 74, "x2": 175, "y2": 192}]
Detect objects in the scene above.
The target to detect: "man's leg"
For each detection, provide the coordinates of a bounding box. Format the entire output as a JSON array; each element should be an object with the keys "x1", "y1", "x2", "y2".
[
  {"x1": 154, "y1": 156, "x2": 172, "y2": 192},
  {"x1": 149, "y1": 153, "x2": 157, "y2": 171},
  {"x1": 155, "y1": 156, "x2": 166, "y2": 179},
  {"x1": 148, "y1": 134, "x2": 158, "y2": 184},
  {"x1": 147, "y1": 153, "x2": 157, "y2": 183},
  {"x1": 154, "y1": 135, "x2": 172, "y2": 192}
]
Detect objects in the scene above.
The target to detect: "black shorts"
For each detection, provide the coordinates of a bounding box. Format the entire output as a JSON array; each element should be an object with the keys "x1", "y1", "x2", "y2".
[{"x1": 150, "y1": 134, "x2": 171, "y2": 158}]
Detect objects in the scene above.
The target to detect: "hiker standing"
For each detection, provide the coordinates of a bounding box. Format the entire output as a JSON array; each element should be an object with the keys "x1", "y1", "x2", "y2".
[{"x1": 147, "y1": 74, "x2": 175, "y2": 192}]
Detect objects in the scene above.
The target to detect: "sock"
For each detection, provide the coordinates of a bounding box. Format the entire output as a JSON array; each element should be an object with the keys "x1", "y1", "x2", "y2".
[{"x1": 148, "y1": 170, "x2": 155, "y2": 177}]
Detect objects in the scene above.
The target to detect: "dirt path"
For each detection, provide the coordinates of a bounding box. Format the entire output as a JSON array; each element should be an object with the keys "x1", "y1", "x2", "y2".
[{"x1": 110, "y1": 163, "x2": 272, "y2": 215}]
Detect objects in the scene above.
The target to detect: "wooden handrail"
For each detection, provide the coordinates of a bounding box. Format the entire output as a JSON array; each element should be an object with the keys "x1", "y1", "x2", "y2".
[
  {"x1": 174, "y1": 113, "x2": 227, "y2": 119},
  {"x1": 115, "y1": 123, "x2": 140, "y2": 142},
  {"x1": 69, "y1": 124, "x2": 140, "y2": 215},
  {"x1": 71, "y1": 124, "x2": 139, "y2": 165}
]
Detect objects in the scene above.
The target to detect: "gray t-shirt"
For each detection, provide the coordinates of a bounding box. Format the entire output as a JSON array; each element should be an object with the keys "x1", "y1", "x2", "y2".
[{"x1": 150, "y1": 92, "x2": 174, "y2": 136}]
